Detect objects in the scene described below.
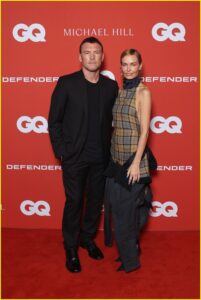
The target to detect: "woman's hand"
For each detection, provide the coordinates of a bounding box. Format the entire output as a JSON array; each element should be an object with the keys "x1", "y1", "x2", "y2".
[{"x1": 127, "y1": 162, "x2": 140, "y2": 185}]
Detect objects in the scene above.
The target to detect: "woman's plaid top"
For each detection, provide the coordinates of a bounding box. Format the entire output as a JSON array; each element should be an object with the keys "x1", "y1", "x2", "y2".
[{"x1": 111, "y1": 87, "x2": 150, "y2": 178}]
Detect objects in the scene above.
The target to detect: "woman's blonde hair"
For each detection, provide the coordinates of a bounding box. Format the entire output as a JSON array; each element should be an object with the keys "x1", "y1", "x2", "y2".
[{"x1": 120, "y1": 49, "x2": 142, "y2": 65}]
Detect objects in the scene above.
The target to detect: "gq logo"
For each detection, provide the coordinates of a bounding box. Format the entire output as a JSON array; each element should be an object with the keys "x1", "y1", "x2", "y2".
[
  {"x1": 152, "y1": 22, "x2": 186, "y2": 42},
  {"x1": 17, "y1": 116, "x2": 48, "y2": 133},
  {"x1": 101, "y1": 70, "x2": 115, "y2": 81},
  {"x1": 20, "y1": 200, "x2": 51, "y2": 216},
  {"x1": 150, "y1": 201, "x2": 178, "y2": 217},
  {"x1": 150, "y1": 116, "x2": 182, "y2": 134},
  {"x1": 12, "y1": 23, "x2": 46, "y2": 42}
]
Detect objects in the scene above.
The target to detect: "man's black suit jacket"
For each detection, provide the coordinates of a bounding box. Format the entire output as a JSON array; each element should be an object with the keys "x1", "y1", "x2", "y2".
[{"x1": 48, "y1": 70, "x2": 118, "y2": 166}]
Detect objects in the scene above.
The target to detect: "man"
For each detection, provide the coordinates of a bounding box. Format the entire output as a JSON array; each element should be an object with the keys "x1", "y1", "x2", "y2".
[{"x1": 48, "y1": 37, "x2": 118, "y2": 273}]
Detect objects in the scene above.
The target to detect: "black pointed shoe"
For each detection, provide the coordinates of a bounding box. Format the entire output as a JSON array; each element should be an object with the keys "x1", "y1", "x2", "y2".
[
  {"x1": 117, "y1": 263, "x2": 141, "y2": 273},
  {"x1": 117, "y1": 264, "x2": 124, "y2": 271},
  {"x1": 66, "y1": 248, "x2": 81, "y2": 273},
  {"x1": 80, "y1": 241, "x2": 104, "y2": 260},
  {"x1": 115, "y1": 256, "x2": 121, "y2": 262}
]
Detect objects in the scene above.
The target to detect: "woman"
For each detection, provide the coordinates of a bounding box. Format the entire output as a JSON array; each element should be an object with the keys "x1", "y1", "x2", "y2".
[{"x1": 104, "y1": 49, "x2": 153, "y2": 273}]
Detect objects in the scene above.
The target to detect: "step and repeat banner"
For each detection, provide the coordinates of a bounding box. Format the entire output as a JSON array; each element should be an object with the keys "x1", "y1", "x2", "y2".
[{"x1": 2, "y1": 1, "x2": 199, "y2": 230}]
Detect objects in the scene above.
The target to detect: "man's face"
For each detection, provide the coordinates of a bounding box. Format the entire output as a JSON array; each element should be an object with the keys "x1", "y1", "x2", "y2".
[{"x1": 79, "y1": 42, "x2": 104, "y2": 72}]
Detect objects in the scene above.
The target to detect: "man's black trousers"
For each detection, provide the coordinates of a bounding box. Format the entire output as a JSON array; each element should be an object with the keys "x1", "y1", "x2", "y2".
[{"x1": 61, "y1": 158, "x2": 105, "y2": 249}]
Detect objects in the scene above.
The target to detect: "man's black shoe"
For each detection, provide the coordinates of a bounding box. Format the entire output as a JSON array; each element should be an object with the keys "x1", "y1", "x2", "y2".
[
  {"x1": 66, "y1": 248, "x2": 81, "y2": 273},
  {"x1": 80, "y1": 241, "x2": 104, "y2": 260}
]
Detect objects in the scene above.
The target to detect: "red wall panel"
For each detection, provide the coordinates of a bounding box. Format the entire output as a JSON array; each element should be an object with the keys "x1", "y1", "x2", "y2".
[{"x1": 2, "y1": 1, "x2": 199, "y2": 230}]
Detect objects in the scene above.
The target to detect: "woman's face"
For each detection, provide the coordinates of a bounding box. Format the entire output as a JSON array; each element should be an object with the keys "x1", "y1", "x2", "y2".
[{"x1": 121, "y1": 54, "x2": 142, "y2": 79}]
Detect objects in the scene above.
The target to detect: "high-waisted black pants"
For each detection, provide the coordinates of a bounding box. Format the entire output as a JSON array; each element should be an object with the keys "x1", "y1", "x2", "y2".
[{"x1": 105, "y1": 178, "x2": 151, "y2": 272}]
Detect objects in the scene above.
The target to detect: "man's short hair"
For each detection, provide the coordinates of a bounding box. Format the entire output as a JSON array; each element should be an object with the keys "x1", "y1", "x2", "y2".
[{"x1": 79, "y1": 37, "x2": 103, "y2": 53}]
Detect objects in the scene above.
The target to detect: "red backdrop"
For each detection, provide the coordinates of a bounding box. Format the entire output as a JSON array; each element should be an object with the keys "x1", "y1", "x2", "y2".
[{"x1": 2, "y1": 1, "x2": 199, "y2": 230}]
